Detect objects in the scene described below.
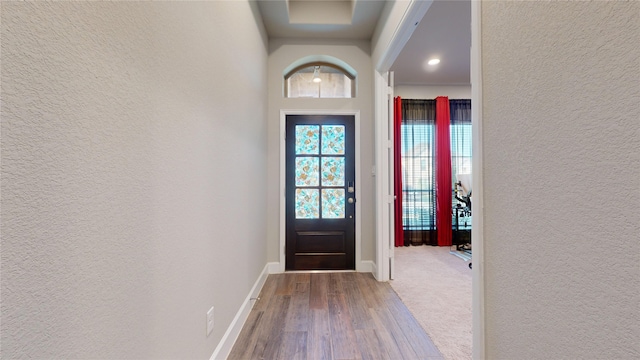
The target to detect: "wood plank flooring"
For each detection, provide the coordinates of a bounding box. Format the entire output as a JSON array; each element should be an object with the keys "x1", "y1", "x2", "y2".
[{"x1": 228, "y1": 272, "x2": 443, "y2": 360}]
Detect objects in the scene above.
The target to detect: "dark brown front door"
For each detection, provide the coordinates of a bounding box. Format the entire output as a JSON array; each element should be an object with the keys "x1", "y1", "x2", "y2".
[{"x1": 286, "y1": 115, "x2": 355, "y2": 270}]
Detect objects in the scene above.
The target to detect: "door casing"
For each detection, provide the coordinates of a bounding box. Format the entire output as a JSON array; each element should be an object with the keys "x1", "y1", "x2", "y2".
[{"x1": 279, "y1": 109, "x2": 361, "y2": 273}]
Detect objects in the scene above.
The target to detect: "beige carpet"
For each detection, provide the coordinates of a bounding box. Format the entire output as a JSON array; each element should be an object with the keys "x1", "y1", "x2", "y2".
[{"x1": 390, "y1": 246, "x2": 472, "y2": 360}]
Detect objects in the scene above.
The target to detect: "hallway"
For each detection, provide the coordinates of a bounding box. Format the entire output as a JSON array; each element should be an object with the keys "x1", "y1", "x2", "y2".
[{"x1": 228, "y1": 272, "x2": 443, "y2": 360}]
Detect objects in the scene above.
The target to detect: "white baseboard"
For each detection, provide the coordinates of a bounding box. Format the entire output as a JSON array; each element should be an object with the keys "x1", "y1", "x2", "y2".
[
  {"x1": 268, "y1": 261, "x2": 282, "y2": 274},
  {"x1": 370, "y1": 261, "x2": 378, "y2": 280},
  {"x1": 210, "y1": 262, "x2": 278, "y2": 360},
  {"x1": 358, "y1": 260, "x2": 376, "y2": 275}
]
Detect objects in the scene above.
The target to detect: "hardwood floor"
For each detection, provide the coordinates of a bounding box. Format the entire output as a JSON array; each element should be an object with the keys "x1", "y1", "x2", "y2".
[{"x1": 228, "y1": 272, "x2": 443, "y2": 360}]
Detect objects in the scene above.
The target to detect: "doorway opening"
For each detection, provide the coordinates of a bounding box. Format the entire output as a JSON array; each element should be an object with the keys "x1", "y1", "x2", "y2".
[{"x1": 374, "y1": 0, "x2": 484, "y2": 358}]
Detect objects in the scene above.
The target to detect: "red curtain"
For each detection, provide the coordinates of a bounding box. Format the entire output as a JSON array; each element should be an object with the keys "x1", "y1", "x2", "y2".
[
  {"x1": 393, "y1": 96, "x2": 405, "y2": 247},
  {"x1": 435, "y1": 96, "x2": 452, "y2": 246}
]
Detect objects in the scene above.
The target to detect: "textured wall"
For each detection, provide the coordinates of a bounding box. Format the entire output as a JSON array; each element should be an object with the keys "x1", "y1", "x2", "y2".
[
  {"x1": 1, "y1": 2, "x2": 268, "y2": 358},
  {"x1": 266, "y1": 39, "x2": 376, "y2": 264},
  {"x1": 482, "y1": 1, "x2": 639, "y2": 358}
]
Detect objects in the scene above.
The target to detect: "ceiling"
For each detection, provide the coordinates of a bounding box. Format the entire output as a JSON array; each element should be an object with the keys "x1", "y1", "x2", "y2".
[{"x1": 256, "y1": 0, "x2": 471, "y2": 86}]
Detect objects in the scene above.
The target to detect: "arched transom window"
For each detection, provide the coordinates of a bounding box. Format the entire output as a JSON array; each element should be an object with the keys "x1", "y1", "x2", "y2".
[{"x1": 285, "y1": 62, "x2": 355, "y2": 98}]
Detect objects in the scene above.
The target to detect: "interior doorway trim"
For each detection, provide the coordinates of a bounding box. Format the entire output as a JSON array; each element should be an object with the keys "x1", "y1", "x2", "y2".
[
  {"x1": 279, "y1": 109, "x2": 362, "y2": 273},
  {"x1": 470, "y1": 1, "x2": 485, "y2": 358}
]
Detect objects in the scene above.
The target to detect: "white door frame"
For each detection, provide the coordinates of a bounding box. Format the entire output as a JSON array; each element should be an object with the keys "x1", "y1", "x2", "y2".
[
  {"x1": 470, "y1": 1, "x2": 486, "y2": 358},
  {"x1": 373, "y1": 70, "x2": 394, "y2": 282},
  {"x1": 279, "y1": 109, "x2": 362, "y2": 273},
  {"x1": 373, "y1": 0, "x2": 431, "y2": 283},
  {"x1": 373, "y1": 1, "x2": 485, "y2": 358}
]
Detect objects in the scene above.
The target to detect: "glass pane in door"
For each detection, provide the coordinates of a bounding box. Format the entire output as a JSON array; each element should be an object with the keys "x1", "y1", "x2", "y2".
[
  {"x1": 321, "y1": 125, "x2": 345, "y2": 154},
  {"x1": 295, "y1": 157, "x2": 319, "y2": 186},
  {"x1": 296, "y1": 189, "x2": 319, "y2": 219},
  {"x1": 322, "y1": 189, "x2": 345, "y2": 218},
  {"x1": 296, "y1": 125, "x2": 319, "y2": 154},
  {"x1": 321, "y1": 157, "x2": 345, "y2": 186}
]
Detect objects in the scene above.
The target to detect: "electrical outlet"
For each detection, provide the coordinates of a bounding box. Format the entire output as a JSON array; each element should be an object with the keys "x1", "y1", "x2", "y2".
[{"x1": 206, "y1": 306, "x2": 214, "y2": 336}]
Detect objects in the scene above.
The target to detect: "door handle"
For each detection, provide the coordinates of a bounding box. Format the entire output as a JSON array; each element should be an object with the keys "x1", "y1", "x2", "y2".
[{"x1": 348, "y1": 198, "x2": 355, "y2": 204}]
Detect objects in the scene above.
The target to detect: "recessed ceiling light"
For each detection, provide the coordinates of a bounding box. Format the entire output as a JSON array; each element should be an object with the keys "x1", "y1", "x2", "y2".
[{"x1": 428, "y1": 58, "x2": 440, "y2": 66}]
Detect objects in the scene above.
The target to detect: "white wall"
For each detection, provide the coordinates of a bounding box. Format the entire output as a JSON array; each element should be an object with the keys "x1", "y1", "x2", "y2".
[
  {"x1": 395, "y1": 85, "x2": 471, "y2": 99},
  {"x1": 371, "y1": 0, "x2": 431, "y2": 71},
  {"x1": 0, "y1": 2, "x2": 268, "y2": 358},
  {"x1": 266, "y1": 39, "x2": 376, "y2": 265},
  {"x1": 481, "y1": 1, "x2": 639, "y2": 358}
]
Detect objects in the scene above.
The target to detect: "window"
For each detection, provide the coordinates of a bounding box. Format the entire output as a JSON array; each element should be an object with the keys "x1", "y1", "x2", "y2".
[
  {"x1": 402, "y1": 122, "x2": 436, "y2": 230},
  {"x1": 401, "y1": 99, "x2": 472, "y2": 238},
  {"x1": 451, "y1": 122, "x2": 472, "y2": 230},
  {"x1": 285, "y1": 63, "x2": 355, "y2": 98},
  {"x1": 400, "y1": 99, "x2": 436, "y2": 245},
  {"x1": 450, "y1": 99, "x2": 472, "y2": 230}
]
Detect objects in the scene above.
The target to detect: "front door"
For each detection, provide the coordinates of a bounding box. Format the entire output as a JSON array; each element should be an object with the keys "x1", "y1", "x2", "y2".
[{"x1": 285, "y1": 115, "x2": 355, "y2": 270}]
